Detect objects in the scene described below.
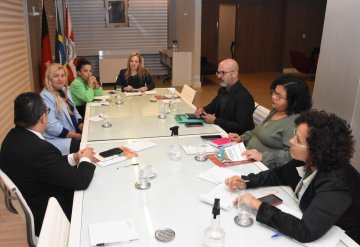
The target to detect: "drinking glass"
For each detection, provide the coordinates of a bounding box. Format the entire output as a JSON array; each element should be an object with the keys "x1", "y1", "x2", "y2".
[
  {"x1": 135, "y1": 163, "x2": 151, "y2": 189},
  {"x1": 234, "y1": 190, "x2": 254, "y2": 227},
  {"x1": 194, "y1": 143, "x2": 208, "y2": 162}
]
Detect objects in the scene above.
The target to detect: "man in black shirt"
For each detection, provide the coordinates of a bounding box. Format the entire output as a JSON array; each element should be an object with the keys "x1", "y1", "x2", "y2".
[{"x1": 195, "y1": 59, "x2": 255, "y2": 134}]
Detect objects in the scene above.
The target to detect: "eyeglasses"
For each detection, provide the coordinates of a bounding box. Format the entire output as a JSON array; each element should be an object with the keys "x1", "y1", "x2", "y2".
[
  {"x1": 46, "y1": 107, "x2": 50, "y2": 115},
  {"x1": 216, "y1": 70, "x2": 234, "y2": 77},
  {"x1": 290, "y1": 129, "x2": 308, "y2": 148},
  {"x1": 271, "y1": 89, "x2": 286, "y2": 100}
]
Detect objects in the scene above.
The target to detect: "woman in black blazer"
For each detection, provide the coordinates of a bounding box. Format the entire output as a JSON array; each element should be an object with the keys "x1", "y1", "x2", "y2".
[{"x1": 225, "y1": 110, "x2": 360, "y2": 244}]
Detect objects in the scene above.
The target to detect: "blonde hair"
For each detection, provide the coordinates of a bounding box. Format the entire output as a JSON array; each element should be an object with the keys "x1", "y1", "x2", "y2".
[
  {"x1": 44, "y1": 63, "x2": 72, "y2": 115},
  {"x1": 125, "y1": 52, "x2": 149, "y2": 80}
]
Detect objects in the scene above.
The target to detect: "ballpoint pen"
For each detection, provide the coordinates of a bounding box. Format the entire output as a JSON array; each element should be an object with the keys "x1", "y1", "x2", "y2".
[{"x1": 271, "y1": 233, "x2": 282, "y2": 238}]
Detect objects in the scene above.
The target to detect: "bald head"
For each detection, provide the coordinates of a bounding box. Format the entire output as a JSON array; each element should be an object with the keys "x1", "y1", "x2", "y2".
[{"x1": 217, "y1": 59, "x2": 239, "y2": 86}]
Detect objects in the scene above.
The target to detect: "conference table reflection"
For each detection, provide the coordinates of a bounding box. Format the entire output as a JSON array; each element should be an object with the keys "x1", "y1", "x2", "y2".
[{"x1": 83, "y1": 88, "x2": 221, "y2": 142}]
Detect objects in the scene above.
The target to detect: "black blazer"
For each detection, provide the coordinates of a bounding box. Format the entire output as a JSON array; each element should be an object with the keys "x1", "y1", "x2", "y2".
[
  {"x1": 244, "y1": 160, "x2": 360, "y2": 244},
  {"x1": 204, "y1": 81, "x2": 254, "y2": 134},
  {"x1": 0, "y1": 127, "x2": 95, "y2": 235},
  {"x1": 115, "y1": 69, "x2": 155, "y2": 91}
]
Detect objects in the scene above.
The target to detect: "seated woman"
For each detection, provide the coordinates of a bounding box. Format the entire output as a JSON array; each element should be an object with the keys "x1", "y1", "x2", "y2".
[
  {"x1": 41, "y1": 63, "x2": 83, "y2": 155},
  {"x1": 115, "y1": 52, "x2": 155, "y2": 92},
  {"x1": 228, "y1": 75, "x2": 312, "y2": 168},
  {"x1": 225, "y1": 110, "x2": 360, "y2": 244},
  {"x1": 69, "y1": 58, "x2": 103, "y2": 117}
]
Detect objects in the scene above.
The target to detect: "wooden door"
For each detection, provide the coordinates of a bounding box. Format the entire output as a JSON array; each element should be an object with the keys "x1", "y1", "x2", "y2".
[
  {"x1": 234, "y1": 0, "x2": 285, "y2": 72},
  {"x1": 201, "y1": 1, "x2": 219, "y2": 67}
]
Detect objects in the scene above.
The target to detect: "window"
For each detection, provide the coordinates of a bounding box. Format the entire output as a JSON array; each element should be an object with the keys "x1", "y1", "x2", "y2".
[{"x1": 105, "y1": 0, "x2": 129, "y2": 27}]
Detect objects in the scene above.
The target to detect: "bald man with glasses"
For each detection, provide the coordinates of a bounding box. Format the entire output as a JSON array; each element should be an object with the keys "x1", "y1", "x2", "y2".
[{"x1": 195, "y1": 59, "x2": 255, "y2": 135}]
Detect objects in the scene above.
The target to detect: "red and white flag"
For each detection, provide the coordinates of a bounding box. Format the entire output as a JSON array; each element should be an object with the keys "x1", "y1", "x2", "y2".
[
  {"x1": 65, "y1": 0, "x2": 77, "y2": 83},
  {"x1": 41, "y1": 0, "x2": 52, "y2": 86}
]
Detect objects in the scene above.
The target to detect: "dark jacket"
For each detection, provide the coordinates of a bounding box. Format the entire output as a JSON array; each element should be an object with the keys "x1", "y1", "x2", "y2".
[
  {"x1": 0, "y1": 127, "x2": 95, "y2": 235},
  {"x1": 244, "y1": 160, "x2": 360, "y2": 244},
  {"x1": 115, "y1": 69, "x2": 155, "y2": 91},
  {"x1": 204, "y1": 81, "x2": 254, "y2": 134}
]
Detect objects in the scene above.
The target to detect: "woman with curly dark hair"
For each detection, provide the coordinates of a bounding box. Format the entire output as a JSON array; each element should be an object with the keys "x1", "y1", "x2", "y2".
[
  {"x1": 225, "y1": 110, "x2": 360, "y2": 244},
  {"x1": 228, "y1": 75, "x2": 312, "y2": 168}
]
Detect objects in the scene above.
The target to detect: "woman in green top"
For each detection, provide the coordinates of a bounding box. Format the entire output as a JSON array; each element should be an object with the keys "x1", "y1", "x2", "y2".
[
  {"x1": 69, "y1": 58, "x2": 103, "y2": 117},
  {"x1": 228, "y1": 75, "x2": 312, "y2": 168}
]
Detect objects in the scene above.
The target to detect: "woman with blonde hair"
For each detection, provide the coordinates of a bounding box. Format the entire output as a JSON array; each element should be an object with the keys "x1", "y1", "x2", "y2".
[
  {"x1": 115, "y1": 52, "x2": 154, "y2": 92},
  {"x1": 41, "y1": 63, "x2": 83, "y2": 155}
]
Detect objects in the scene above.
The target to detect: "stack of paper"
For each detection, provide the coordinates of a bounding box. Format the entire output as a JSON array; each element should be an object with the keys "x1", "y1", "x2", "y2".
[
  {"x1": 200, "y1": 183, "x2": 237, "y2": 210},
  {"x1": 88, "y1": 219, "x2": 139, "y2": 246},
  {"x1": 222, "y1": 143, "x2": 248, "y2": 162},
  {"x1": 125, "y1": 91, "x2": 142, "y2": 96},
  {"x1": 182, "y1": 144, "x2": 216, "y2": 155},
  {"x1": 209, "y1": 138, "x2": 236, "y2": 149},
  {"x1": 125, "y1": 140, "x2": 157, "y2": 152},
  {"x1": 144, "y1": 90, "x2": 157, "y2": 95},
  {"x1": 198, "y1": 166, "x2": 240, "y2": 184}
]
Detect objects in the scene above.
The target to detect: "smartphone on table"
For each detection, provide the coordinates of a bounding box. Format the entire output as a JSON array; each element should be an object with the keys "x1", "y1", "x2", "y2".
[
  {"x1": 185, "y1": 122, "x2": 204, "y2": 127},
  {"x1": 200, "y1": 135, "x2": 222, "y2": 140},
  {"x1": 257, "y1": 194, "x2": 283, "y2": 206},
  {"x1": 99, "y1": 148, "x2": 123, "y2": 158}
]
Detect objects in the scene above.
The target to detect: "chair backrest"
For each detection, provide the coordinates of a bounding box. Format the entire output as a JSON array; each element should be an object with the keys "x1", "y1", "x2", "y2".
[
  {"x1": 0, "y1": 169, "x2": 38, "y2": 247},
  {"x1": 253, "y1": 103, "x2": 270, "y2": 126},
  {"x1": 37, "y1": 197, "x2": 70, "y2": 247},
  {"x1": 180, "y1": 84, "x2": 197, "y2": 103},
  {"x1": 289, "y1": 50, "x2": 315, "y2": 74}
]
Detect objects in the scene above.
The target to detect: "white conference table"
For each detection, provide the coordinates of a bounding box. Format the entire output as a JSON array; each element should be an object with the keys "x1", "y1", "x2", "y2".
[
  {"x1": 69, "y1": 136, "x2": 305, "y2": 247},
  {"x1": 69, "y1": 88, "x2": 356, "y2": 247},
  {"x1": 83, "y1": 88, "x2": 222, "y2": 142}
]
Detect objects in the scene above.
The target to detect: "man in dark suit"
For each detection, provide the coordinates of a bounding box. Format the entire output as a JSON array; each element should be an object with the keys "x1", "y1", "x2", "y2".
[
  {"x1": 0, "y1": 92, "x2": 96, "y2": 235},
  {"x1": 195, "y1": 59, "x2": 255, "y2": 134}
]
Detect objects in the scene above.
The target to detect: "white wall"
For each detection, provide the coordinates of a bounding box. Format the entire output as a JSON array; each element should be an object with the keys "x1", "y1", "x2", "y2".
[{"x1": 312, "y1": 0, "x2": 360, "y2": 171}]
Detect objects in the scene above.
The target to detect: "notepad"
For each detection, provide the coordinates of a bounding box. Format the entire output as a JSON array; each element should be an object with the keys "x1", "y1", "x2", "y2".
[
  {"x1": 182, "y1": 144, "x2": 216, "y2": 155},
  {"x1": 209, "y1": 138, "x2": 236, "y2": 148},
  {"x1": 126, "y1": 140, "x2": 157, "y2": 152},
  {"x1": 125, "y1": 91, "x2": 142, "y2": 96},
  {"x1": 198, "y1": 166, "x2": 241, "y2": 184},
  {"x1": 200, "y1": 183, "x2": 237, "y2": 210},
  {"x1": 94, "y1": 95, "x2": 110, "y2": 100},
  {"x1": 145, "y1": 90, "x2": 157, "y2": 95},
  {"x1": 88, "y1": 219, "x2": 139, "y2": 246}
]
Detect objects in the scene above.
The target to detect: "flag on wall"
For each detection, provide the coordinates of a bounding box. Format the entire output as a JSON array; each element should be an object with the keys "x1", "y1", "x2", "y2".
[
  {"x1": 55, "y1": 3, "x2": 66, "y2": 65},
  {"x1": 65, "y1": 0, "x2": 77, "y2": 83},
  {"x1": 41, "y1": 0, "x2": 52, "y2": 86}
]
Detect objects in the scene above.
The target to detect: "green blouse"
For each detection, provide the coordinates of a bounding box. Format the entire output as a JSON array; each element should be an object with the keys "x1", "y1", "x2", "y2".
[
  {"x1": 241, "y1": 109, "x2": 297, "y2": 169},
  {"x1": 69, "y1": 76, "x2": 103, "y2": 106}
]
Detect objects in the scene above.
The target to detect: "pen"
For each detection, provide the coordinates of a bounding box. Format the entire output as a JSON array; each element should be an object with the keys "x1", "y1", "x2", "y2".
[
  {"x1": 96, "y1": 243, "x2": 105, "y2": 246},
  {"x1": 271, "y1": 233, "x2": 282, "y2": 238}
]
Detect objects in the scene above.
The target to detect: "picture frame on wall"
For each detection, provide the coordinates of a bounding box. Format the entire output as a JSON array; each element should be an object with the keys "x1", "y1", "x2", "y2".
[{"x1": 105, "y1": 0, "x2": 129, "y2": 27}]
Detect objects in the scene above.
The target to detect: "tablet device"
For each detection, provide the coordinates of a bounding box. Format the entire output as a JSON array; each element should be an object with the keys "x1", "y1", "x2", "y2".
[
  {"x1": 99, "y1": 148, "x2": 123, "y2": 158},
  {"x1": 184, "y1": 113, "x2": 200, "y2": 119},
  {"x1": 258, "y1": 194, "x2": 283, "y2": 206}
]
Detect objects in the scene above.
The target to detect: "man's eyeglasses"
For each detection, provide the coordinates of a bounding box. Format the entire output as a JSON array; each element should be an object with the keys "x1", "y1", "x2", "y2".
[
  {"x1": 46, "y1": 107, "x2": 50, "y2": 115},
  {"x1": 271, "y1": 89, "x2": 286, "y2": 100},
  {"x1": 216, "y1": 70, "x2": 234, "y2": 77}
]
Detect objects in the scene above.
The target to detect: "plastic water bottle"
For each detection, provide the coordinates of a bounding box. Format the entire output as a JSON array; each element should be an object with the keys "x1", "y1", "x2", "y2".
[{"x1": 204, "y1": 198, "x2": 225, "y2": 247}]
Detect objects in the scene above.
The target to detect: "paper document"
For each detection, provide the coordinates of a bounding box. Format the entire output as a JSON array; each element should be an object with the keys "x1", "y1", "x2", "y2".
[
  {"x1": 94, "y1": 95, "x2": 110, "y2": 100},
  {"x1": 88, "y1": 115, "x2": 103, "y2": 122},
  {"x1": 198, "y1": 166, "x2": 240, "y2": 184},
  {"x1": 277, "y1": 204, "x2": 345, "y2": 247},
  {"x1": 182, "y1": 144, "x2": 216, "y2": 155},
  {"x1": 125, "y1": 91, "x2": 142, "y2": 96},
  {"x1": 89, "y1": 101, "x2": 110, "y2": 106},
  {"x1": 200, "y1": 183, "x2": 237, "y2": 210},
  {"x1": 126, "y1": 140, "x2": 157, "y2": 152},
  {"x1": 145, "y1": 90, "x2": 157, "y2": 95},
  {"x1": 223, "y1": 143, "x2": 248, "y2": 162},
  {"x1": 88, "y1": 219, "x2": 139, "y2": 246}
]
